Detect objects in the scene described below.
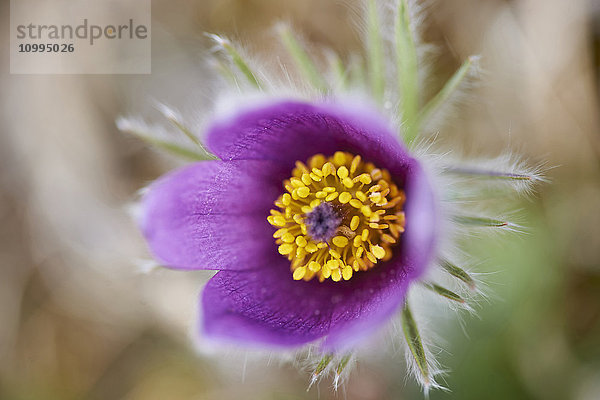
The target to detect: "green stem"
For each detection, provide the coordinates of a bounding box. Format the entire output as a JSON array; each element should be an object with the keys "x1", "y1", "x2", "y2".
[
  {"x1": 416, "y1": 56, "x2": 477, "y2": 128},
  {"x1": 439, "y1": 259, "x2": 476, "y2": 290},
  {"x1": 367, "y1": 0, "x2": 385, "y2": 103},
  {"x1": 123, "y1": 129, "x2": 210, "y2": 161},
  {"x1": 336, "y1": 354, "x2": 352, "y2": 375},
  {"x1": 444, "y1": 166, "x2": 536, "y2": 181},
  {"x1": 453, "y1": 215, "x2": 511, "y2": 227},
  {"x1": 211, "y1": 34, "x2": 262, "y2": 89},
  {"x1": 402, "y1": 302, "x2": 430, "y2": 385},
  {"x1": 424, "y1": 282, "x2": 465, "y2": 303},
  {"x1": 396, "y1": 0, "x2": 420, "y2": 145},
  {"x1": 165, "y1": 117, "x2": 216, "y2": 160},
  {"x1": 278, "y1": 26, "x2": 327, "y2": 92},
  {"x1": 328, "y1": 52, "x2": 348, "y2": 89},
  {"x1": 313, "y1": 353, "x2": 333, "y2": 376}
]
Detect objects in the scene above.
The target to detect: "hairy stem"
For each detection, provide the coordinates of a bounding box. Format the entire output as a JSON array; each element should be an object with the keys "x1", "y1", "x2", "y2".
[
  {"x1": 278, "y1": 25, "x2": 327, "y2": 92},
  {"x1": 416, "y1": 56, "x2": 477, "y2": 128},
  {"x1": 402, "y1": 301, "x2": 430, "y2": 386},
  {"x1": 396, "y1": 0, "x2": 420, "y2": 145},
  {"x1": 424, "y1": 282, "x2": 465, "y2": 303},
  {"x1": 366, "y1": 0, "x2": 385, "y2": 103},
  {"x1": 209, "y1": 34, "x2": 262, "y2": 89},
  {"x1": 439, "y1": 259, "x2": 476, "y2": 290}
]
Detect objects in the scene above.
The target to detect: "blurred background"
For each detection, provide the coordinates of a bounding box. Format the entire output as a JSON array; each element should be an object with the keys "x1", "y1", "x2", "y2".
[{"x1": 1, "y1": 0, "x2": 599, "y2": 399}]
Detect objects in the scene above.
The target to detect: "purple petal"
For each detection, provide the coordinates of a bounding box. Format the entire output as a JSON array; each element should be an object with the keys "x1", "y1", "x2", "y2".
[
  {"x1": 140, "y1": 160, "x2": 288, "y2": 271},
  {"x1": 402, "y1": 161, "x2": 438, "y2": 281},
  {"x1": 201, "y1": 257, "x2": 409, "y2": 350},
  {"x1": 206, "y1": 100, "x2": 414, "y2": 185}
]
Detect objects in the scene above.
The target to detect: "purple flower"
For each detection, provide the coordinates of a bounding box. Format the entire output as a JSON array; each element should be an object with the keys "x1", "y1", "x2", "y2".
[
  {"x1": 140, "y1": 99, "x2": 437, "y2": 351},
  {"x1": 119, "y1": 1, "x2": 545, "y2": 390}
]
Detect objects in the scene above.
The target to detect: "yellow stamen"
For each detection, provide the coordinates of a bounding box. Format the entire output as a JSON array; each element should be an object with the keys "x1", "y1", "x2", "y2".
[
  {"x1": 329, "y1": 248, "x2": 341, "y2": 259},
  {"x1": 361, "y1": 229, "x2": 369, "y2": 241},
  {"x1": 322, "y1": 162, "x2": 334, "y2": 177},
  {"x1": 296, "y1": 236, "x2": 308, "y2": 247},
  {"x1": 350, "y1": 155, "x2": 361, "y2": 174},
  {"x1": 322, "y1": 264, "x2": 332, "y2": 279},
  {"x1": 342, "y1": 265, "x2": 353, "y2": 280},
  {"x1": 301, "y1": 173, "x2": 312, "y2": 185},
  {"x1": 355, "y1": 191, "x2": 367, "y2": 202},
  {"x1": 297, "y1": 186, "x2": 310, "y2": 198},
  {"x1": 279, "y1": 243, "x2": 294, "y2": 255},
  {"x1": 333, "y1": 151, "x2": 347, "y2": 166},
  {"x1": 305, "y1": 243, "x2": 318, "y2": 253},
  {"x1": 371, "y1": 245, "x2": 386, "y2": 259},
  {"x1": 331, "y1": 268, "x2": 342, "y2": 282},
  {"x1": 366, "y1": 252, "x2": 377, "y2": 263},
  {"x1": 293, "y1": 266, "x2": 307, "y2": 280},
  {"x1": 350, "y1": 216, "x2": 360, "y2": 231},
  {"x1": 308, "y1": 261, "x2": 321, "y2": 272},
  {"x1": 332, "y1": 236, "x2": 349, "y2": 247},
  {"x1": 290, "y1": 178, "x2": 304, "y2": 188},
  {"x1": 281, "y1": 233, "x2": 295, "y2": 243},
  {"x1": 349, "y1": 199, "x2": 363, "y2": 209},
  {"x1": 268, "y1": 152, "x2": 406, "y2": 282},
  {"x1": 337, "y1": 166, "x2": 349, "y2": 179},
  {"x1": 325, "y1": 192, "x2": 339, "y2": 202},
  {"x1": 339, "y1": 192, "x2": 352, "y2": 204}
]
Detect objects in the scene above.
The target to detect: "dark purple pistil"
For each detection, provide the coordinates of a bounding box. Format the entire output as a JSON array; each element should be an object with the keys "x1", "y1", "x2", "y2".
[{"x1": 305, "y1": 202, "x2": 341, "y2": 242}]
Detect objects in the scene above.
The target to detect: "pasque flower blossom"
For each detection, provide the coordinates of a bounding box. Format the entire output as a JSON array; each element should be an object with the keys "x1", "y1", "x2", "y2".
[
  {"x1": 140, "y1": 100, "x2": 436, "y2": 351},
  {"x1": 120, "y1": 0, "x2": 544, "y2": 392}
]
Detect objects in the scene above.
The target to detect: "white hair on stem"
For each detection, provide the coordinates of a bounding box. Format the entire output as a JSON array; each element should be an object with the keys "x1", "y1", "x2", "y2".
[
  {"x1": 396, "y1": 289, "x2": 449, "y2": 395},
  {"x1": 419, "y1": 55, "x2": 483, "y2": 134},
  {"x1": 116, "y1": 116, "x2": 207, "y2": 162},
  {"x1": 441, "y1": 152, "x2": 549, "y2": 195}
]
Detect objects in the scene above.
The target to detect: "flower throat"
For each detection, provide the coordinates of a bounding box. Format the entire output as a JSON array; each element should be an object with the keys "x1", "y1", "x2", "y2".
[{"x1": 268, "y1": 152, "x2": 406, "y2": 282}]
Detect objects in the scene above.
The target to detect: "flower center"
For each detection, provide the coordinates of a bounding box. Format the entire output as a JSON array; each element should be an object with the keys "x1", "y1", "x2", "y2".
[
  {"x1": 304, "y1": 202, "x2": 341, "y2": 242},
  {"x1": 267, "y1": 151, "x2": 406, "y2": 282}
]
